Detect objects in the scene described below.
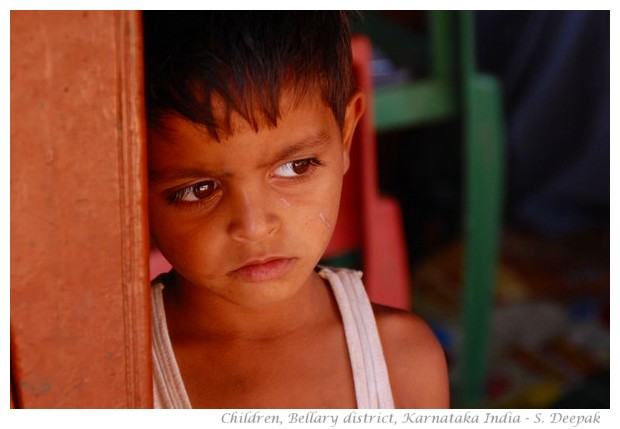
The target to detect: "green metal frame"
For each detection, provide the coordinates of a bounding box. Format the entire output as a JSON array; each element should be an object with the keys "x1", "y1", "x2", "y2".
[
  {"x1": 458, "y1": 11, "x2": 504, "y2": 407},
  {"x1": 355, "y1": 11, "x2": 458, "y2": 131}
]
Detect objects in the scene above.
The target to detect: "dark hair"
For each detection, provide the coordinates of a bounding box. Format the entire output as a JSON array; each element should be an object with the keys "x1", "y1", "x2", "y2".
[{"x1": 143, "y1": 11, "x2": 355, "y2": 140}]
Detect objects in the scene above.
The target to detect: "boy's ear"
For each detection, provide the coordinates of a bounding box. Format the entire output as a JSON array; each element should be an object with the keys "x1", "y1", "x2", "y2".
[{"x1": 341, "y1": 89, "x2": 366, "y2": 174}]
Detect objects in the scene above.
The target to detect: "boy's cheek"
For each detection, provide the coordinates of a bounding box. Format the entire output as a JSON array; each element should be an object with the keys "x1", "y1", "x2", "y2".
[{"x1": 295, "y1": 200, "x2": 340, "y2": 238}]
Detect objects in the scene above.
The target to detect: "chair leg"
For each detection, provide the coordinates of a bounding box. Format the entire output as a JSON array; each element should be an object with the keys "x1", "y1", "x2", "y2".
[{"x1": 458, "y1": 11, "x2": 506, "y2": 407}]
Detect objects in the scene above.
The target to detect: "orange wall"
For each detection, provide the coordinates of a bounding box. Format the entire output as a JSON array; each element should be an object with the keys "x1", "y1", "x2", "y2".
[{"x1": 10, "y1": 10, "x2": 152, "y2": 408}]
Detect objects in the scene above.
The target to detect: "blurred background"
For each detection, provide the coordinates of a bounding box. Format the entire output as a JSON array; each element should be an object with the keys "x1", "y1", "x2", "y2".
[{"x1": 349, "y1": 11, "x2": 609, "y2": 408}]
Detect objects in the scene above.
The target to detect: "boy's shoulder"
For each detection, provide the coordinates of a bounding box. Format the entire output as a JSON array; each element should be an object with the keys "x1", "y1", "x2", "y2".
[
  {"x1": 372, "y1": 303, "x2": 450, "y2": 408},
  {"x1": 371, "y1": 303, "x2": 440, "y2": 348}
]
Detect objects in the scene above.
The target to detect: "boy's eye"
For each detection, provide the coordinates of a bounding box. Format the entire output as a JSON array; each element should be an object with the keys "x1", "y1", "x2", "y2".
[
  {"x1": 273, "y1": 158, "x2": 321, "y2": 178},
  {"x1": 171, "y1": 180, "x2": 219, "y2": 203}
]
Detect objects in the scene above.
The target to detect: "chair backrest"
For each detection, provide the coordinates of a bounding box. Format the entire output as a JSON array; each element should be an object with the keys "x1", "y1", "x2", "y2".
[{"x1": 325, "y1": 35, "x2": 411, "y2": 309}]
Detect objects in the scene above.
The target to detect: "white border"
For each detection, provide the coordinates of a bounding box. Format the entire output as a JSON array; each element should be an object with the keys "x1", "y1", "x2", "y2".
[{"x1": 4, "y1": 4, "x2": 616, "y2": 428}]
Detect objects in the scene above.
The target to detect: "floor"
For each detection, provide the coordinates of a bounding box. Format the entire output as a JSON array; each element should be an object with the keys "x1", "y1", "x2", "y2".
[{"x1": 411, "y1": 227, "x2": 610, "y2": 408}]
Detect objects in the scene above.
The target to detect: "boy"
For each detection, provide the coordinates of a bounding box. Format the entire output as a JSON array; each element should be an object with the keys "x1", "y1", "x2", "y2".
[{"x1": 144, "y1": 11, "x2": 449, "y2": 409}]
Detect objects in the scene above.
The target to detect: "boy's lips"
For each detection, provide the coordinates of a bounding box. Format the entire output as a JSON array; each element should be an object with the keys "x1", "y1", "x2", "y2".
[{"x1": 229, "y1": 257, "x2": 295, "y2": 282}]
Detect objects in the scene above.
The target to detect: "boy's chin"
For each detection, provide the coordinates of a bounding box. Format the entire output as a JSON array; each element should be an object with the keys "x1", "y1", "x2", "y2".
[{"x1": 224, "y1": 267, "x2": 324, "y2": 307}]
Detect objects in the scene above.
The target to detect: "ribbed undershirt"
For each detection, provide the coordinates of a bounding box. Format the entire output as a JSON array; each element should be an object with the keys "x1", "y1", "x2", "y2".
[{"x1": 151, "y1": 267, "x2": 395, "y2": 408}]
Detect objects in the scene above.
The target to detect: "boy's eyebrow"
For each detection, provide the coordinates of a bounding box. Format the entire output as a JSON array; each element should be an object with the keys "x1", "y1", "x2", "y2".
[
  {"x1": 148, "y1": 166, "x2": 224, "y2": 185},
  {"x1": 262, "y1": 131, "x2": 331, "y2": 167},
  {"x1": 149, "y1": 131, "x2": 333, "y2": 184}
]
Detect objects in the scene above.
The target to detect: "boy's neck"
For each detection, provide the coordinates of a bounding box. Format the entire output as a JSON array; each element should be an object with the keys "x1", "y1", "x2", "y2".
[{"x1": 162, "y1": 270, "x2": 335, "y2": 342}]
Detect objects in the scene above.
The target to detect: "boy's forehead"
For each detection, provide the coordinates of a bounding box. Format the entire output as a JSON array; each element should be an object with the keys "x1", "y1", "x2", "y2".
[
  {"x1": 147, "y1": 99, "x2": 337, "y2": 181},
  {"x1": 155, "y1": 88, "x2": 333, "y2": 142}
]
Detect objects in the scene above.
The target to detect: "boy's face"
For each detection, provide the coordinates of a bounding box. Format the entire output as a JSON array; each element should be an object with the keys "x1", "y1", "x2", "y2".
[{"x1": 148, "y1": 91, "x2": 364, "y2": 307}]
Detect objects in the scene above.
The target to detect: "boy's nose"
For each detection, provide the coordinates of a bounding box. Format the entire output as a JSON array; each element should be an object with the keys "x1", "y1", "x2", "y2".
[{"x1": 227, "y1": 186, "x2": 281, "y2": 243}]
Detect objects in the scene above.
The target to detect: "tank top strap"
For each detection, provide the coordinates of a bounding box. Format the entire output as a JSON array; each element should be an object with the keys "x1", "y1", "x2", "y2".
[
  {"x1": 318, "y1": 267, "x2": 395, "y2": 408},
  {"x1": 151, "y1": 280, "x2": 192, "y2": 408}
]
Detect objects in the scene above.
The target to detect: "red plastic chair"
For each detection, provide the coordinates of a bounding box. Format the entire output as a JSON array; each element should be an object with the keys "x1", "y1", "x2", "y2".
[{"x1": 324, "y1": 35, "x2": 411, "y2": 309}]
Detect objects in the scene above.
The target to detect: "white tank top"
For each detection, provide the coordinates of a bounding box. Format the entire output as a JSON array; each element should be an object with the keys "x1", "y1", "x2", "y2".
[{"x1": 151, "y1": 267, "x2": 395, "y2": 408}]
